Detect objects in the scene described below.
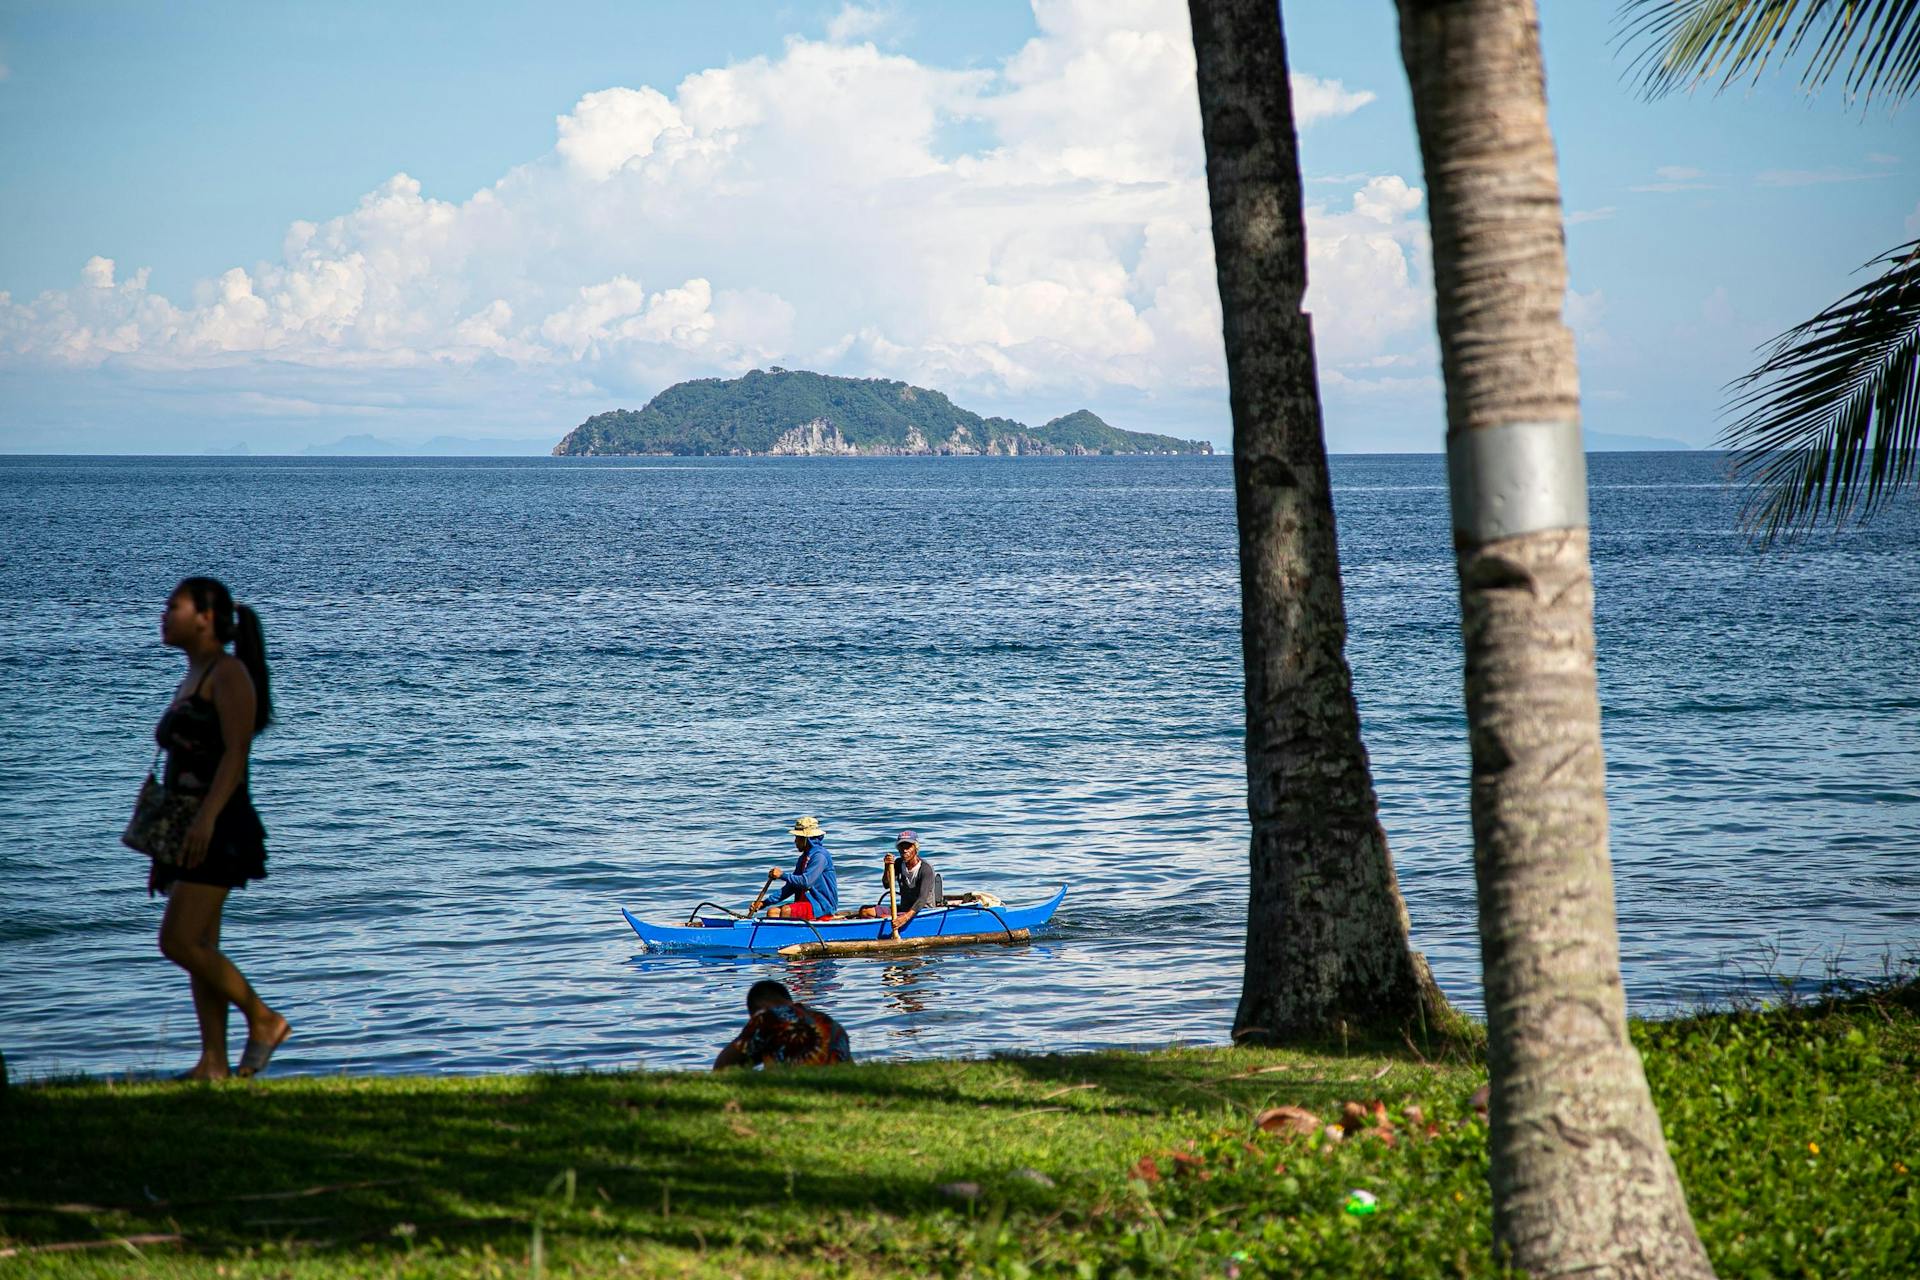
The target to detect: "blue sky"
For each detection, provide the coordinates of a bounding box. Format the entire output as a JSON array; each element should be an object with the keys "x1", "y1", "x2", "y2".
[{"x1": 1, "y1": 1, "x2": 1914, "y2": 454}]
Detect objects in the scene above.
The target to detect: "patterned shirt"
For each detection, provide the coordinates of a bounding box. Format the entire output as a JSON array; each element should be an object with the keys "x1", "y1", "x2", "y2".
[{"x1": 725, "y1": 1003, "x2": 853, "y2": 1067}]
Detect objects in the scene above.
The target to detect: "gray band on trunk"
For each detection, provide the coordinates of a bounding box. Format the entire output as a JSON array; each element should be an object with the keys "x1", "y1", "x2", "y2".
[{"x1": 1446, "y1": 419, "x2": 1588, "y2": 544}]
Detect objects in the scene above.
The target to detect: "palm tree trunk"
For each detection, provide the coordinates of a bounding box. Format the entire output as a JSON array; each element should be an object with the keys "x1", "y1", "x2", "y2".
[
  {"x1": 1189, "y1": 0, "x2": 1446, "y2": 1041},
  {"x1": 1394, "y1": 2, "x2": 1716, "y2": 1275}
]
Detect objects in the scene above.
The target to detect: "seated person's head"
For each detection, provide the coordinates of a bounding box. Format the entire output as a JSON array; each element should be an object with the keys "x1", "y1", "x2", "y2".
[{"x1": 747, "y1": 979, "x2": 793, "y2": 1014}]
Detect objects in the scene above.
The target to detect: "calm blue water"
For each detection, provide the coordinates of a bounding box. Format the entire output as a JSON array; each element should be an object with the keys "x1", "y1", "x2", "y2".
[{"x1": 1, "y1": 453, "x2": 1915, "y2": 1078}]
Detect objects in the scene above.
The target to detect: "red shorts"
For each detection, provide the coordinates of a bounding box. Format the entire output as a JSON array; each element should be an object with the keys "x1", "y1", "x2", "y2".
[{"x1": 781, "y1": 900, "x2": 815, "y2": 920}]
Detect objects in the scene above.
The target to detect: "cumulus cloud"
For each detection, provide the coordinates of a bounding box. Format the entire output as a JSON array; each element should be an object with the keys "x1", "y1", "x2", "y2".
[
  {"x1": 1350, "y1": 175, "x2": 1421, "y2": 224},
  {"x1": 1303, "y1": 180, "x2": 1433, "y2": 364},
  {"x1": 0, "y1": 0, "x2": 1432, "y2": 441},
  {"x1": 826, "y1": 4, "x2": 893, "y2": 44},
  {"x1": 1290, "y1": 74, "x2": 1374, "y2": 126}
]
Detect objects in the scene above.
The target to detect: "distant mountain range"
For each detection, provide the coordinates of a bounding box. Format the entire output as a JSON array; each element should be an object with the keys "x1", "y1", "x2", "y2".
[
  {"x1": 298, "y1": 434, "x2": 560, "y2": 457},
  {"x1": 550, "y1": 368, "x2": 1214, "y2": 457}
]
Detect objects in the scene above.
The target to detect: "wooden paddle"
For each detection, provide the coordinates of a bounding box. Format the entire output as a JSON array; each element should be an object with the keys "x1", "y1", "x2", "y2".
[
  {"x1": 748, "y1": 869, "x2": 779, "y2": 916},
  {"x1": 885, "y1": 857, "x2": 901, "y2": 938}
]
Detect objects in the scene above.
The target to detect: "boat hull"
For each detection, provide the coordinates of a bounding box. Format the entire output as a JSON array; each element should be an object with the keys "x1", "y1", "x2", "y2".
[{"x1": 622, "y1": 886, "x2": 1067, "y2": 953}]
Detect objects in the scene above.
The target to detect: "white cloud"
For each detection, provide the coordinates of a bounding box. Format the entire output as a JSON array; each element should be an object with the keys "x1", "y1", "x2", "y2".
[
  {"x1": 1867, "y1": 152, "x2": 1900, "y2": 166},
  {"x1": 1300, "y1": 180, "x2": 1432, "y2": 364},
  {"x1": 826, "y1": 4, "x2": 893, "y2": 43},
  {"x1": 0, "y1": 0, "x2": 1430, "y2": 440},
  {"x1": 1289, "y1": 74, "x2": 1374, "y2": 126},
  {"x1": 553, "y1": 86, "x2": 690, "y2": 181},
  {"x1": 1351, "y1": 175, "x2": 1421, "y2": 224},
  {"x1": 1567, "y1": 206, "x2": 1616, "y2": 225}
]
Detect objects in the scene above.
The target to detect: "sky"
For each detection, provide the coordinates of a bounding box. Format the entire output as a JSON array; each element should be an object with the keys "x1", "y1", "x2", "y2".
[{"x1": 1, "y1": 0, "x2": 1914, "y2": 455}]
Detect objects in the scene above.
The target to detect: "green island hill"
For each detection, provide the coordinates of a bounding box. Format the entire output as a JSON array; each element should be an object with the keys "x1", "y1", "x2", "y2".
[
  {"x1": 550, "y1": 369, "x2": 1214, "y2": 457},
  {"x1": 3, "y1": 980, "x2": 1914, "y2": 1276}
]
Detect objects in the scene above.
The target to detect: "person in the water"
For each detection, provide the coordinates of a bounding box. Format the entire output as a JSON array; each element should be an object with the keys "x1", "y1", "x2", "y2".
[{"x1": 751, "y1": 815, "x2": 839, "y2": 919}]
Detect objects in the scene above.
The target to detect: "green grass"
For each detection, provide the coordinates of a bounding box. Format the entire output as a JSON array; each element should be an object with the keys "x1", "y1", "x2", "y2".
[{"x1": 2, "y1": 983, "x2": 1915, "y2": 1278}]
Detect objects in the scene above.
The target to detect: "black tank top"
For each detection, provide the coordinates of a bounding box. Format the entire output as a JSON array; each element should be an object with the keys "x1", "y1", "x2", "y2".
[{"x1": 155, "y1": 659, "x2": 240, "y2": 795}]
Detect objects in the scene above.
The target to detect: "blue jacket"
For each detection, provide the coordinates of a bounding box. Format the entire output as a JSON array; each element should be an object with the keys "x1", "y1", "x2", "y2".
[{"x1": 776, "y1": 838, "x2": 839, "y2": 916}]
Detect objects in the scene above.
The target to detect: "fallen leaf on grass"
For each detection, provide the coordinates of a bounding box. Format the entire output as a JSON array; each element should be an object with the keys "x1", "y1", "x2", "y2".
[
  {"x1": 1253, "y1": 1106, "x2": 1321, "y2": 1136},
  {"x1": 1340, "y1": 1102, "x2": 1371, "y2": 1133},
  {"x1": 1129, "y1": 1156, "x2": 1161, "y2": 1184},
  {"x1": 1169, "y1": 1152, "x2": 1211, "y2": 1180},
  {"x1": 1370, "y1": 1063, "x2": 1393, "y2": 1080},
  {"x1": 722, "y1": 1099, "x2": 743, "y2": 1113},
  {"x1": 1402, "y1": 1106, "x2": 1425, "y2": 1128},
  {"x1": 727, "y1": 1121, "x2": 757, "y2": 1138}
]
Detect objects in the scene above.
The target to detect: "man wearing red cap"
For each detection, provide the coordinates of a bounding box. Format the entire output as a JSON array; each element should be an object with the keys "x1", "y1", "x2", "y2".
[{"x1": 870, "y1": 829, "x2": 940, "y2": 936}]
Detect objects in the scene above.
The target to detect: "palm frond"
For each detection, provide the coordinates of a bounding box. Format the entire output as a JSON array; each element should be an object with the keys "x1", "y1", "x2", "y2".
[
  {"x1": 1618, "y1": 0, "x2": 1920, "y2": 106},
  {"x1": 1721, "y1": 239, "x2": 1920, "y2": 542}
]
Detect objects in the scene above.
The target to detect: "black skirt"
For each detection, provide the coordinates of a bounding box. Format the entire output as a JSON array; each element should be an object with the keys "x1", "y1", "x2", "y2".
[{"x1": 155, "y1": 792, "x2": 269, "y2": 891}]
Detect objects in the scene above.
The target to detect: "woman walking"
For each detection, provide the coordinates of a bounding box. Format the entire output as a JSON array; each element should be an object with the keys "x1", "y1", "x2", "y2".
[{"x1": 151, "y1": 576, "x2": 289, "y2": 1079}]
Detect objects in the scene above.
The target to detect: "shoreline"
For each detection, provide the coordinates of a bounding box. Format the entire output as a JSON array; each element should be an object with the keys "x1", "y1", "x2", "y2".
[{"x1": 6, "y1": 983, "x2": 1914, "y2": 1276}]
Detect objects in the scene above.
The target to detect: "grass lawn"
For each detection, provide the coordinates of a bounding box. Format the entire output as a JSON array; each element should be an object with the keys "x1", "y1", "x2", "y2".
[{"x1": 2, "y1": 983, "x2": 1914, "y2": 1278}]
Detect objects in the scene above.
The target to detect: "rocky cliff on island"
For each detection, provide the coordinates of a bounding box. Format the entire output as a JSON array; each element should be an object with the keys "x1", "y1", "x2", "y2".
[{"x1": 551, "y1": 369, "x2": 1212, "y2": 457}]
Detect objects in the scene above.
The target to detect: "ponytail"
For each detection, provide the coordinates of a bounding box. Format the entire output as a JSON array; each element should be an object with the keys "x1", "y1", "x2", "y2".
[
  {"x1": 233, "y1": 604, "x2": 273, "y2": 733},
  {"x1": 173, "y1": 576, "x2": 273, "y2": 733}
]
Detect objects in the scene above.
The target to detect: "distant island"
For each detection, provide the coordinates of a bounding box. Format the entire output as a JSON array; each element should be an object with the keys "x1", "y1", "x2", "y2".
[{"x1": 551, "y1": 368, "x2": 1213, "y2": 457}]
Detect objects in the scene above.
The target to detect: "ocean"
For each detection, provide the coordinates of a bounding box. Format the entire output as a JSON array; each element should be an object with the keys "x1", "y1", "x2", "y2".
[{"x1": 1, "y1": 452, "x2": 1915, "y2": 1077}]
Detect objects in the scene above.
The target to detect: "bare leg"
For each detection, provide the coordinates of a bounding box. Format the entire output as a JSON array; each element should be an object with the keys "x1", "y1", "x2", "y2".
[
  {"x1": 160, "y1": 884, "x2": 288, "y2": 1078},
  {"x1": 188, "y1": 905, "x2": 230, "y2": 1077}
]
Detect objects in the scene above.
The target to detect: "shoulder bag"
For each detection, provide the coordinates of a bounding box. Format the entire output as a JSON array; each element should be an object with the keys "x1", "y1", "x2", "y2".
[{"x1": 121, "y1": 746, "x2": 199, "y2": 865}]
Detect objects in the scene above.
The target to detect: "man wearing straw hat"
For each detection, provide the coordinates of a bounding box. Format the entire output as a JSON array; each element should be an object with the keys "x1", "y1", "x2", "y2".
[{"x1": 751, "y1": 815, "x2": 839, "y2": 920}]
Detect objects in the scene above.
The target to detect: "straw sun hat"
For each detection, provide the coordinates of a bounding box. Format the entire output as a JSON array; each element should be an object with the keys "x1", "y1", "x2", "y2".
[{"x1": 788, "y1": 815, "x2": 825, "y2": 838}]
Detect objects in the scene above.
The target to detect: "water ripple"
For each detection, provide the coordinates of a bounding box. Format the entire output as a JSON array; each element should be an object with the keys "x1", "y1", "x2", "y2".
[{"x1": 0, "y1": 453, "x2": 1914, "y2": 1078}]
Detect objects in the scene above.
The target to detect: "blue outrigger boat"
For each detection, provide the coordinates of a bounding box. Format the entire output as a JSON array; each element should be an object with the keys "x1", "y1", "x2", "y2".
[{"x1": 622, "y1": 886, "x2": 1068, "y2": 956}]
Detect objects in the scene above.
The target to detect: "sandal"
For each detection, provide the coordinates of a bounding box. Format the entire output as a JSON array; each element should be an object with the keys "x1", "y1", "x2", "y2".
[{"x1": 236, "y1": 1023, "x2": 290, "y2": 1079}]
